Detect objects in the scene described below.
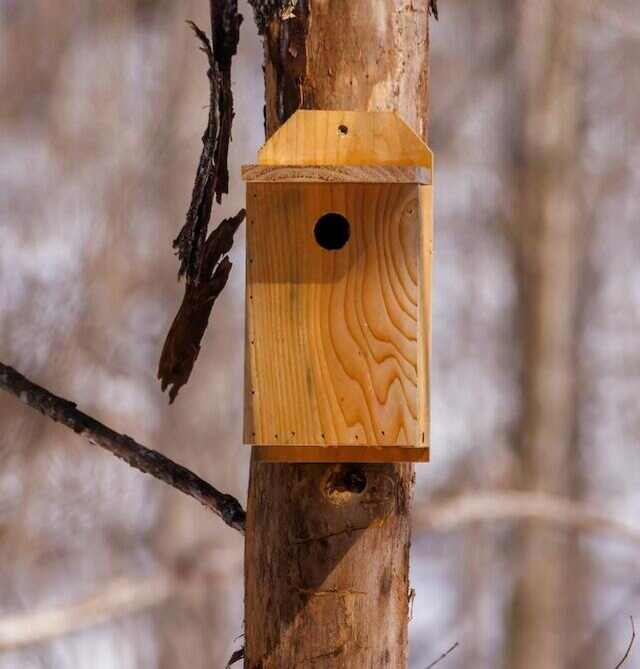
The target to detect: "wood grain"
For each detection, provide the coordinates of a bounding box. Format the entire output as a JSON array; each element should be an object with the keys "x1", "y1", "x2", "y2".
[
  {"x1": 258, "y1": 110, "x2": 433, "y2": 167},
  {"x1": 418, "y1": 184, "x2": 433, "y2": 450},
  {"x1": 244, "y1": 181, "x2": 430, "y2": 458},
  {"x1": 241, "y1": 164, "x2": 431, "y2": 184}
]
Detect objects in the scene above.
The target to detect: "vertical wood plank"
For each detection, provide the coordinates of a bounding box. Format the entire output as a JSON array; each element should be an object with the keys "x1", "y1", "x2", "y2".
[{"x1": 244, "y1": 181, "x2": 430, "y2": 460}]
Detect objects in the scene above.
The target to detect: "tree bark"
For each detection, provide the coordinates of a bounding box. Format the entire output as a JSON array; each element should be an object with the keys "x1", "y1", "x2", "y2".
[
  {"x1": 507, "y1": 2, "x2": 584, "y2": 667},
  {"x1": 244, "y1": 2, "x2": 430, "y2": 667}
]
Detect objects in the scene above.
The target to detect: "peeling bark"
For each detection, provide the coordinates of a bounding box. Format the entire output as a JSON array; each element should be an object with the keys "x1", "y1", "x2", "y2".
[
  {"x1": 158, "y1": 209, "x2": 245, "y2": 402},
  {"x1": 245, "y1": 2, "x2": 431, "y2": 666},
  {"x1": 247, "y1": 0, "x2": 299, "y2": 34},
  {"x1": 158, "y1": 2, "x2": 244, "y2": 403}
]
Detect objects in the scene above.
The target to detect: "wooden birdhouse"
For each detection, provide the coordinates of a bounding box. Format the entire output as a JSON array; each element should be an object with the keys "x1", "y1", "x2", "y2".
[{"x1": 242, "y1": 111, "x2": 433, "y2": 463}]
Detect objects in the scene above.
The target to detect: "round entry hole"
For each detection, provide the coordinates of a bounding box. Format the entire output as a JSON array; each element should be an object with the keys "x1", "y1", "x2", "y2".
[{"x1": 314, "y1": 213, "x2": 350, "y2": 251}]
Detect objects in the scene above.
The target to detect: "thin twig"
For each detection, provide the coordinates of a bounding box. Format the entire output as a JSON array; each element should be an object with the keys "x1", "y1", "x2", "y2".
[
  {"x1": 0, "y1": 363, "x2": 246, "y2": 533},
  {"x1": 614, "y1": 617, "x2": 635, "y2": 669},
  {"x1": 226, "y1": 647, "x2": 245, "y2": 667},
  {"x1": 425, "y1": 642, "x2": 459, "y2": 669}
]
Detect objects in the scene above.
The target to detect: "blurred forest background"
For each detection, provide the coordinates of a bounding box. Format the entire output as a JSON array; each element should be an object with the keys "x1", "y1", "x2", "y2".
[{"x1": 1, "y1": 1, "x2": 639, "y2": 667}]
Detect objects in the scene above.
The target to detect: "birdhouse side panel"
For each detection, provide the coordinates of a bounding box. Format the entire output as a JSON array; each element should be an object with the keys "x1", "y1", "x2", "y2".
[
  {"x1": 244, "y1": 181, "x2": 429, "y2": 452},
  {"x1": 417, "y1": 184, "x2": 433, "y2": 451}
]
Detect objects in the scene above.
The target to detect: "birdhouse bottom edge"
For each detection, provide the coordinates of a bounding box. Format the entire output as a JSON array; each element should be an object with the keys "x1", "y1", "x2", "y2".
[{"x1": 251, "y1": 445, "x2": 429, "y2": 464}]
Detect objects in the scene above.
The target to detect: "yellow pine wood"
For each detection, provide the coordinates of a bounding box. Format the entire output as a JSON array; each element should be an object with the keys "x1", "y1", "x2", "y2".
[
  {"x1": 257, "y1": 110, "x2": 433, "y2": 168},
  {"x1": 241, "y1": 164, "x2": 431, "y2": 184},
  {"x1": 244, "y1": 110, "x2": 432, "y2": 462},
  {"x1": 418, "y1": 184, "x2": 433, "y2": 449},
  {"x1": 244, "y1": 182, "x2": 429, "y2": 458}
]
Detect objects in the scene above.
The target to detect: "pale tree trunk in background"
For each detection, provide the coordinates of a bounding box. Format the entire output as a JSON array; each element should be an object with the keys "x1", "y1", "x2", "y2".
[
  {"x1": 508, "y1": 2, "x2": 584, "y2": 667},
  {"x1": 245, "y1": 2, "x2": 430, "y2": 667}
]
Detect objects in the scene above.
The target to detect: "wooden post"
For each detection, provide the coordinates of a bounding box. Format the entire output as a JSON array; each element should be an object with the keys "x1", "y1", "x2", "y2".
[{"x1": 245, "y1": 3, "x2": 431, "y2": 667}]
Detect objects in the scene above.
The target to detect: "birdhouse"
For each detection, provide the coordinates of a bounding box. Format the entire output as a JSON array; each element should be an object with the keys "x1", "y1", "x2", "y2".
[{"x1": 242, "y1": 111, "x2": 433, "y2": 463}]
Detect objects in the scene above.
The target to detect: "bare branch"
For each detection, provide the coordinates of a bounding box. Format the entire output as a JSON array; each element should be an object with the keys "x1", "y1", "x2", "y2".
[
  {"x1": 0, "y1": 542, "x2": 243, "y2": 651},
  {"x1": 0, "y1": 363, "x2": 246, "y2": 533},
  {"x1": 425, "y1": 642, "x2": 459, "y2": 669},
  {"x1": 0, "y1": 575, "x2": 175, "y2": 652},
  {"x1": 414, "y1": 492, "x2": 640, "y2": 546},
  {"x1": 615, "y1": 617, "x2": 636, "y2": 669}
]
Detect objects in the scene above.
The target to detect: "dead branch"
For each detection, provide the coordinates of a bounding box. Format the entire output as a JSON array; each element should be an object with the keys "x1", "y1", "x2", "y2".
[
  {"x1": 414, "y1": 492, "x2": 640, "y2": 546},
  {"x1": 0, "y1": 363, "x2": 246, "y2": 533},
  {"x1": 614, "y1": 617, "x2": 635, "y2": 669},
  {"x1": 157, "y1": 1, "x2": 244, "y2": 403}
]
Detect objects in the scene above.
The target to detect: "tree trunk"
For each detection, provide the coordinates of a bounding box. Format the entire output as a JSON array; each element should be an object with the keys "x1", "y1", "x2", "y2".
[
  {"x1": 244, "y1": 2, "x2": 430, "y2": 667},
  {"x1": 507, "y1": 2, "x2": 584, "y2": 667}
]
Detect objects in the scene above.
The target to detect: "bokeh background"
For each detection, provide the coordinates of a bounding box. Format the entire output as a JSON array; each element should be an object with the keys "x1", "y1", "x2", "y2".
[{"x1": 1, "y1": 1, "x2": 639, "y2": 667}]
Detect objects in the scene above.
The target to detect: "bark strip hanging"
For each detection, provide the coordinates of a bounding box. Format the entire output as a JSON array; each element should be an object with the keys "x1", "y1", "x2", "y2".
[{"x1": 158, "y1": 1, "x2": 244, "y2": 403}]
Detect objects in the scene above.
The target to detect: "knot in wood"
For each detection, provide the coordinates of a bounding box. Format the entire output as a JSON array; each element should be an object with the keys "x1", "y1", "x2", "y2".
[{"x1": 323, "y1": 465, "x2": 367, "y2": 503}]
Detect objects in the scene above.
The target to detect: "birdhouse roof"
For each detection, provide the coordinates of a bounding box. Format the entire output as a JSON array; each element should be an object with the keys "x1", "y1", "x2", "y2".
[{"x1": 242, "y1": 111, "x2": 432, "y2": 185}]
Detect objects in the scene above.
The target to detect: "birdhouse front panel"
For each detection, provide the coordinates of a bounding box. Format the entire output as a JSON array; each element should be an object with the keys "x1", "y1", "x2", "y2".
[{"x1": 242, "y1": 111, "x2": 432, "y2": 463}]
